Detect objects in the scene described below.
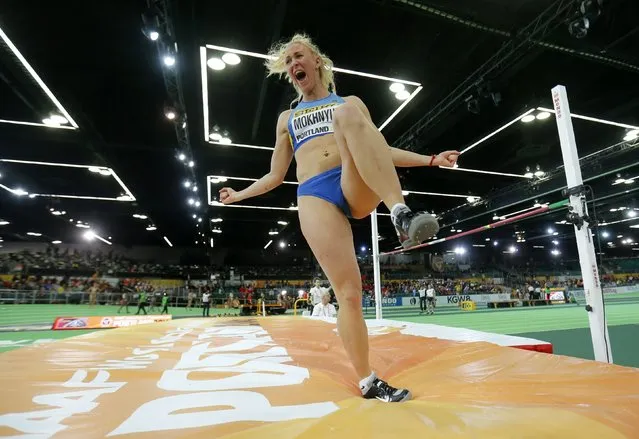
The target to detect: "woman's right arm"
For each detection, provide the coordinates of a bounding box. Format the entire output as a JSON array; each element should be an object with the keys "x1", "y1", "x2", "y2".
[{"x1": 220, "y1": 111, "x2": 293, "y2": 204}]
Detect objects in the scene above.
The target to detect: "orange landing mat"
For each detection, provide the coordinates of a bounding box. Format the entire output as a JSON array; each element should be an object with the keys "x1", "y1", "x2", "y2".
[{"x1": 0, "y1": 317, "x2": 638, "y2": 438}]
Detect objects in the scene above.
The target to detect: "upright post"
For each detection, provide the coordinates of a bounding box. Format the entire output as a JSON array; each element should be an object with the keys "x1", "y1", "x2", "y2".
[
  {"x1": 552, "y1": 85, "x2": 612, "y2": 363},
  {"x1": 370, "y1": 209, "x2": 383, "y2": 320}
]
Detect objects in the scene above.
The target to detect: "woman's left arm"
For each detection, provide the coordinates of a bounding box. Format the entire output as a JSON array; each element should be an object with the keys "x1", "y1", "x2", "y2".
[{"x1": 390, "y1": 147, "x2": 460, "y2": 168}]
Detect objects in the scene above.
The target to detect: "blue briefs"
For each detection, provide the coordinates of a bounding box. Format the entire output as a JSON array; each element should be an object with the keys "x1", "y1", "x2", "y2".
[{"x1": 297, "y1": 166, "x2": 352, "y2": 217}]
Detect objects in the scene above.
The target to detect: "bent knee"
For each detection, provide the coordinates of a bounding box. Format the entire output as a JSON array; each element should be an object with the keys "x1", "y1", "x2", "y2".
[
  {"x1": 334, "y1": 287, "x2": 362, "y2": 307},
  {"x1": 333, "y1": 102, "x2": 366, "y2": 130}
]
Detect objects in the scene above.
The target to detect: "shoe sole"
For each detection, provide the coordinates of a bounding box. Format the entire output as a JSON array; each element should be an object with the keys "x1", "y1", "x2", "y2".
[{"x1": 403, "y1": 215, "x2": 440, "y2": 249}]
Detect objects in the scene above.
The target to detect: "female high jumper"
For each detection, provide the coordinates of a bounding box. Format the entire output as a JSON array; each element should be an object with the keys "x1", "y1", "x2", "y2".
[{"x1": 219, "y1": 34, "x2": 459, "y2": 402}]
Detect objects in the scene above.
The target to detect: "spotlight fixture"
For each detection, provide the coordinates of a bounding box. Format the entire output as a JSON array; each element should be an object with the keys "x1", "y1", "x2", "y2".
[
  {"x1": 568, "y1": 17, "x2": 590, "y2": 38},
  {"x1": 465, "y1": 96, "x2": 480, "y2": 115},
  {"x1": 536, "y1": 111, "x2": 551, "y2": 120},
  {"x1": 163, "y1": 55, "x2": 176, "y2": 67},
  {"x1": 207, "y1": 57, "x2": 225, "y2": 70},
  {"x1": 568, "y1": 0, "x2": 603, "y2": 39},
  {"x1": 524, "y1": 167, "x2": 534, "y2": 178},
  {"x1": 395, "y1": 90, "x2": 410, "y2": 101},
  {"x1": 164, "y1": 106, "x2": 177, "y2": 120},
  {"x1": 221, "y1": 53, "x2": 241, "y2": 65},
  {"x1": 624, "y1": 130, "x2": 639, "y2": 142},
  {"x1": 43, "y1": 114, "x2": 69, "y2": 126},
  {"x1": 141, "y1": 8, "x2": 161, "y2": 41},
  {"x1": 209, "y1": 125, "x2": 222, "y2": 141}
]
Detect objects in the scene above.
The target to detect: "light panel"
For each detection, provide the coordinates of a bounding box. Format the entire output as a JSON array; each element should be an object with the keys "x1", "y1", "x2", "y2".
[
  {"x1": 0, "y1": 159, "x2": 136, "y2": 202},
  {"x1": 201, "y1": 43, "x2": 422, "y2": 142},
  {"x1": 537, "y1": 107, "x2": 639, "y2": 130},
  {"x1": 460, "y1": 109, "x2": 536, "y2": 155},
  {"x1": 0, "y1": 25, "x2": 79, "y2": 129},
  {"x1": 454, "y1": 106, "x2": 639, "y2": 177}
]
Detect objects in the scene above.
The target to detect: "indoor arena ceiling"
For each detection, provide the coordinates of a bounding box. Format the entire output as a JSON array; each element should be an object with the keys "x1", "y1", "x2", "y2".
[{"x1": 0, "y1": 0, "x2": 638, "y2": 260}]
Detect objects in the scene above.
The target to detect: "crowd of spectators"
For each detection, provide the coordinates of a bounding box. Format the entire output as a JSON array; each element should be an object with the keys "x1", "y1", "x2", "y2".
[
  {"x1": 1, "y1": 274, "x2": 166, "y2": 296},
  {"x1": 1, "y1": 249, "x2": 638, "y2": 305},
  {"x1": 360, "y1": 277, "x2": 502, "y2": 298},
  {"x1": 0, "y1": 248, "x2": 208, "y2": 277}
]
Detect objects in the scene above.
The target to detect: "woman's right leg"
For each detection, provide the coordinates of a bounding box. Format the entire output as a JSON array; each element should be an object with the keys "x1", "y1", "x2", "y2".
[
  {"x1": 298, "y1": 196, "x2": 371, "y2": 379},
  {"x1": 299, "y1": 195, "x2": 411, "y2": 402}
]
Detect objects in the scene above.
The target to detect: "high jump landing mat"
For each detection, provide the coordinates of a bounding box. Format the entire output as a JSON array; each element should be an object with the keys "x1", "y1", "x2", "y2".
[{"x1": 0, "y1": 317, "x2": 638, "y2": 438}]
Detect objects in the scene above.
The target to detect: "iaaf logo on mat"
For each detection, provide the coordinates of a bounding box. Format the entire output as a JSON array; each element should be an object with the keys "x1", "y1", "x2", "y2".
[{"x1": 447, "y1": 295, "x2": 471, "y2": 304}]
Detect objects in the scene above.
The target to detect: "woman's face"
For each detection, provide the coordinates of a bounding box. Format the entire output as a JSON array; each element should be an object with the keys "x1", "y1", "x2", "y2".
[{"x1": 285, "y1": 43, "x2": 320, "y2": 94}]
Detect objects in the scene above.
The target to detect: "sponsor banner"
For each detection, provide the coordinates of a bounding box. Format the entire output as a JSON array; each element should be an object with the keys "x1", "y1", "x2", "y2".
[
  {"x1": 569, "y1": 285, "x2": 638, "y2": 297},
  {"x1": 380, "y1": 297, "x2": 401, "y2": 307},
  {"x1": 362, "y1": 297, "x2": 402, "y2": 307},
  {"x1": 402, "y1": 294, "x2": 510, "y2": 307},
  {"x1": 52, "y1": 314, "x2": 171, "y2": 330},
  {"x1": 549, "y1": 290, "x2": 565, "y2": 301},
  {"x1": 0, "y1": 318, "x2": 637, "y2": 437}
]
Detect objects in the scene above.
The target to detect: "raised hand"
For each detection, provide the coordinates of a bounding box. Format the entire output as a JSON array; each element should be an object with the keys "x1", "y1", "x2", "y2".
[
  {"x1": 433, "y1": 150, "x2": 460, "y2": 168},
  {"x1": 219, "y1": 187, "x2": 239, "y2": 204}
]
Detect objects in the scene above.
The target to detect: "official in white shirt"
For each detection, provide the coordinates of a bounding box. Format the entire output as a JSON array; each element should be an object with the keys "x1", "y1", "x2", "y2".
[
  {"x1": 312, "y1": 290, "x2": 337, "y2": 318},
  {"x1": 309, "y1": 279, "x2": 331, "y2": 306},
  {"x1": 426, "y1": 285, "x2": 435, "y2": 315}
]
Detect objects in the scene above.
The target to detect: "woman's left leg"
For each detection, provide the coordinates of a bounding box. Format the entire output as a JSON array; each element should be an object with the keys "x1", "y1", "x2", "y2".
[
  {"x1": 333, "y1": 102, "x2": 403, "y2": 212},
  {"x1": 333, "y1": 101, "x2": 439, "y2": 246}
]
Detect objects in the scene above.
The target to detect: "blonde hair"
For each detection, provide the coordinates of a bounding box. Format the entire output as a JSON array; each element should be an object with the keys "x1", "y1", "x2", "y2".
[{"x1": 265, "y1": 33, "x2": 336, "y2": 105}]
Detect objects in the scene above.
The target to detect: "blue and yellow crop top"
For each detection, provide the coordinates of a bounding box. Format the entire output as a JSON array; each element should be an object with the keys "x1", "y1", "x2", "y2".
[{"x1": 287, "y1": 92, "x2": 345, "y2": 152}]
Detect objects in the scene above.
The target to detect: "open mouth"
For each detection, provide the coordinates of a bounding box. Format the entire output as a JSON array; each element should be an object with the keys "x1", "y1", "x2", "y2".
[{"x1": 294, "y1": 70, "x2": 307, "y2": 81}]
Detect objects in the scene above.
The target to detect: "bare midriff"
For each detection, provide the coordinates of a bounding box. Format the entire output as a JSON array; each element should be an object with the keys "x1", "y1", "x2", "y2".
[{"x1": 294, "y1": 134, "x2": 341, "y2": 184}]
